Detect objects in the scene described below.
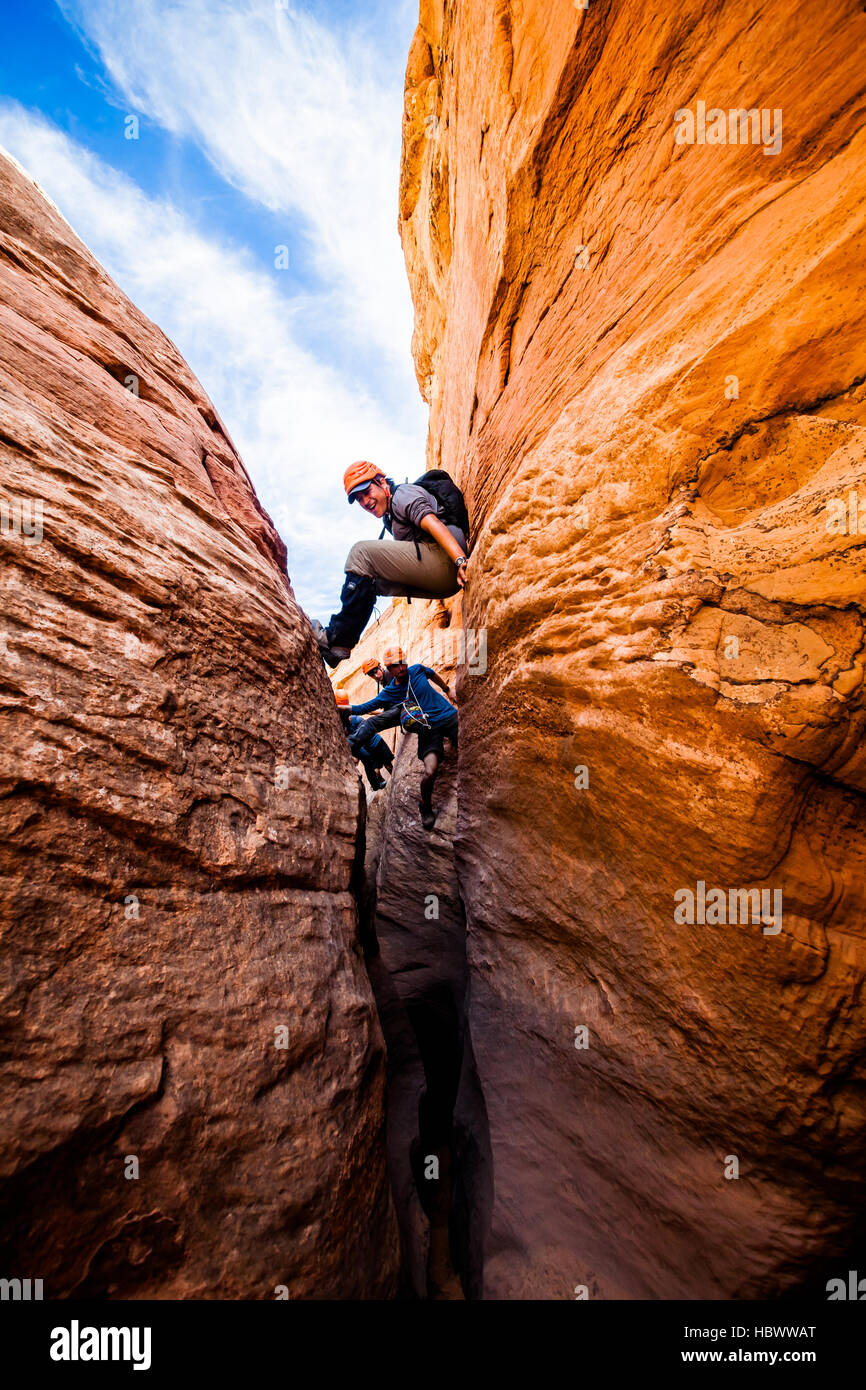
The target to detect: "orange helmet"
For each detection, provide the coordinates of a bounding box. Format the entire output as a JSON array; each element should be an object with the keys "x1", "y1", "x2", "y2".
[
  {"x1": 334, "y1": 690, "x2": 350, "y2": 707},
  {"x1": 361, "y1": 657, "x2": 381, "y2": 675},
  {"x1": 344, "y1": 460, "x2": 383, "y2": 503},
  {"x1": 383, "y1": 647, "x2": 406, "y2": 667}
]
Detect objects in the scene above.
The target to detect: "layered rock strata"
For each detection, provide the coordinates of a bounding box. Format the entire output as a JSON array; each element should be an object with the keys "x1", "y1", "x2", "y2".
[{"x1": 0, "y1": 149, "x2": 398, "y2": 1299}]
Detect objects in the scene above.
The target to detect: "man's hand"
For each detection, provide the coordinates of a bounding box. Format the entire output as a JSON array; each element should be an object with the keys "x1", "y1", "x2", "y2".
[
  {"x1": 429, "y1": 672, "x2": 455, "y2": 701},
  {"x1": 419, "y1": 514, "x2": 469, "y2": 586}
]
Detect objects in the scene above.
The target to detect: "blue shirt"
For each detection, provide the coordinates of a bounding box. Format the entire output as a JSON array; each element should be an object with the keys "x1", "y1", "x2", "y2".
[{"x1": 350, "y1": 664, "x2": 456, "y2": 729}]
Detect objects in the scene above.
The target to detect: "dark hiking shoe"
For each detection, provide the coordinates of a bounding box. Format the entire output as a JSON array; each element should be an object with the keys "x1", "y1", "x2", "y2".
[
  {"x1": 419, "y1": 800, "x2": 437, "y2": 831},
  {"x1": 310, "y1": 619, "x2": 350, "y2": 669},
  {"x1": 368, "y1": 774, "x2": 387, "y2": 791}
]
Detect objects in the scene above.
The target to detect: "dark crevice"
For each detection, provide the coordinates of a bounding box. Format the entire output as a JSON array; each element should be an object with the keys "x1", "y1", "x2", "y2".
[
  {"x1": 101, "y1": 360, "x2": 156, "y2": 403},
  {"x1": 356, "y1": 748, "x2": 493, "y2": 1299},
  {"x1": 0, "y1": 428, "x2": 38, "y2": 458},
  {"x1": 198, "y1": 408, "x2": 227, "y2": 441}
]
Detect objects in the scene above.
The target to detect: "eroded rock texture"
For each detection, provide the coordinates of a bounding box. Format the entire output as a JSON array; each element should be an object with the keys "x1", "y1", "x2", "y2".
[
  {"x1": 400, "y1": 0, "x2": 866, "y2": 1297},
  {"x1": 336, "y1": 601, "x2": 489, "y2": 1299},
  {"x1": 0, "y1": 150, "x2": 398, "y2": 1298}
]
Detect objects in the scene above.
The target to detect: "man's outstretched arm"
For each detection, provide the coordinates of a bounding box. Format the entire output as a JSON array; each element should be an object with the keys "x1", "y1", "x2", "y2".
[
  {"x1": 350, "y1": 689, "x2": 399, "y2": 714},
  {"x1": 349, "y1": 695, "x2": 386, "y2": 714},
  {"x1": 422, "y1": 666, "x2": 456, "y2": 703}
]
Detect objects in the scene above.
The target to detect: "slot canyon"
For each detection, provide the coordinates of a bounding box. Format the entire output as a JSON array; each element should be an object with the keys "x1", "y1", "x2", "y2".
[{"x1": 2, "y1": 0, "x2": 866, "y2": 1302}]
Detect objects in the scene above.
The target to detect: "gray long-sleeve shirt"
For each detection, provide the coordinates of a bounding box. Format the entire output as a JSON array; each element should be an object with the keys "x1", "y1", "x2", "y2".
[
  {"x1": 390, "y1": 484, "x2": 466, "y2": 548},
  {"x1": 389, "y1": 484, "x2": 439, "y2": 541}
]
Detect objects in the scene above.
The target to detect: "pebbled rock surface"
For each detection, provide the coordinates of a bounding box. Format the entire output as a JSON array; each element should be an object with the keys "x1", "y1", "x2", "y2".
[
  {"x1": 0, "y1": 148, "x2": 399, "y2": 1299},
  {"x1": 399, "y1": 0, "x2": 866, "y2": 1297}
]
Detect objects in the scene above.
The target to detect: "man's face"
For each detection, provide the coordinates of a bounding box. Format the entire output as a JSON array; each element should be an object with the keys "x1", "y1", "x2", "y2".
[
  {"x1": 356, "y1": 478, "x2": 390, "y2": 518},
  {"x1": 386, "y1": 661, "x2": 408, "y2": 684},
  {"x1": 372, "y1": 665, "x2": 387, "y2": 683}
]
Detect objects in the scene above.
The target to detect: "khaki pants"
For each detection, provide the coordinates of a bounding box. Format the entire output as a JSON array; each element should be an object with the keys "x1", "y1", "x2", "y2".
[{"x1": 346, "y1": 527, "x2": 463, "y2": 599}]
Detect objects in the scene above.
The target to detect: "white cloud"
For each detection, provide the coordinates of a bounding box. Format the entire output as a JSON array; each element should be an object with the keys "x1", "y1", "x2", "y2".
[
  {"x1": 0, "y1": 102, "x2": 424, "y2": 616},
  {"x1": 59, "y1": 0, "x2": 420, "y2": 375}
]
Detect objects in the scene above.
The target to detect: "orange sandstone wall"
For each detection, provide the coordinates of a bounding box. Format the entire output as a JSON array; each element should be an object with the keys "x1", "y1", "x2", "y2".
[{"x1": 399, "y1": 0, "x2": 866, "y2": 1297}]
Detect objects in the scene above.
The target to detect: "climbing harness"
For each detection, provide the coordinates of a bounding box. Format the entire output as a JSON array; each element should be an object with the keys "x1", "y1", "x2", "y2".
[{"x1": 399, "y1": 672, "x2": 433, "y2": 733}]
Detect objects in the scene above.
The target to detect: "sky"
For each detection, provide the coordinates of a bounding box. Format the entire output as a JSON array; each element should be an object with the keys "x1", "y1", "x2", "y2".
[{"x1": 0, "y1": 0, "x2": 427, "y2": 617}]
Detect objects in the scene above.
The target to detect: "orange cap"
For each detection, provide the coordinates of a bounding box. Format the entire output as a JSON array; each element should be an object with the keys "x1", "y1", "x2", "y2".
[
  {"x1": 383, "y1": 647, "x2": 405, "y2": 667},
  {"x1": 361, "y1": 657, "x2": 381, "y2": 675},
  {"x1": 343, "y1": 460, "x2": 382, "y2": 501},
  {"x1": 335, "y1": 690, "x2": 350, "y2": 706}
]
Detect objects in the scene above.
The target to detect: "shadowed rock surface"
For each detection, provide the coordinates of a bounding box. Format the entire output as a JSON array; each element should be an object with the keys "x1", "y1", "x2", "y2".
[
  {"x1": 338, "y1": 601, "x2": 490, "y2": 1299},
  {"x1": 399, "y1": 0, "x2": 866, "y2": 1298},
  {"x1": 0, "y1": 149, "x2": 399, "y2": 1299}
]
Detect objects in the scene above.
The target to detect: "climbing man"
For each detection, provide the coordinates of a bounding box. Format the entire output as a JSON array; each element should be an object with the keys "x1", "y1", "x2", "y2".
[
  {"x1": 310, "y1": 463, "x2": 470, "y2": 667},
  {"x1": 348, "y1": 647, "x2": 458, "y2": 830},
  {"x1": 335, "y1": 689, "x2": 394, "y2": 792}
]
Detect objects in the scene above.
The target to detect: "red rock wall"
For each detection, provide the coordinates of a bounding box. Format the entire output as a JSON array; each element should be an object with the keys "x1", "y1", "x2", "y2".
[
  {"x1": 0, "y1": 150, "x2": 399, "y2": 1298},
  {"x1": 399, "y1": 0, "x2": 866, "y2": 1297}
]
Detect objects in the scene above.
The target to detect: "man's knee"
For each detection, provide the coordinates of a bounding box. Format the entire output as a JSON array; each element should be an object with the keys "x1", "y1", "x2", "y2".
[
  {"x1": 366, "y1": 710, "x2": 396, "y2": 733},
  {"x1": 346, "y1": 541, "x2": 375, "y2": 577}
]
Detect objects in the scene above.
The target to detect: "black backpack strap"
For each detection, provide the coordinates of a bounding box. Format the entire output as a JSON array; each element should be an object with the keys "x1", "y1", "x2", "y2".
[
  {"x1": 388, "y1": 484, "x2": 423, "y2": 560},
  {"x1": 378, "y1": 477, "x2": 400, "y2": 539}
]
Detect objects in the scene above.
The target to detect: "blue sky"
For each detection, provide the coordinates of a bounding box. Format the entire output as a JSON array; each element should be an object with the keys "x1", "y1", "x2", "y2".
[{"x1": 0, "y1": 0, "x2": 427, "y2": 616}]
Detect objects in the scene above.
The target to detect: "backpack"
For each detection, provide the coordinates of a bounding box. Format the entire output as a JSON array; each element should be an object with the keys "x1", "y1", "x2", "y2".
[
  {"x1": 411, "y1": 469, "x2": 470, "y2": 543},
  {"x1": 382, "y1": 469, "x2": 470, "y2": 547}
]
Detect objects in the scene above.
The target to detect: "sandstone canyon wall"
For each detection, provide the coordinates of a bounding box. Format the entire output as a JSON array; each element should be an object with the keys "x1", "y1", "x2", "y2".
[
  {"x1": 399, "y1": 0, "x2": 866, "y2": 1297},
  {"x1": 0, "y1": 149, "x2": 399, "y2": 1298}
]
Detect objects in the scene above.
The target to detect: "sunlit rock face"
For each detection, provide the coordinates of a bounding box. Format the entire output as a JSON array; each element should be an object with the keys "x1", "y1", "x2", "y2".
[
  {"x1": 399, "y1": 0, "x2": 866, "y2": 1297},
  {"x1": 0, "y1": 149, "x2": 399, "y2": 1299}
]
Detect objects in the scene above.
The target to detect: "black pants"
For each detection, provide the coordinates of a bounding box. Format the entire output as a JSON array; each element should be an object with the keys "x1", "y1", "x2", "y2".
[
  {"x1": 417, "y1": 713, "x2": 459, "y2": 763},
  {"x1": 349, "y1": 725, "x2": 393, "y2": 775},
  {"x1": 359, "y1": 751, "x2": 387, "y2": 788},
  {"x1": 361, "y1": 707, "x2": 402, "y2": 737},
  {"x1": 327, "y1": 572, "x2": 377, "y2": 648}
]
